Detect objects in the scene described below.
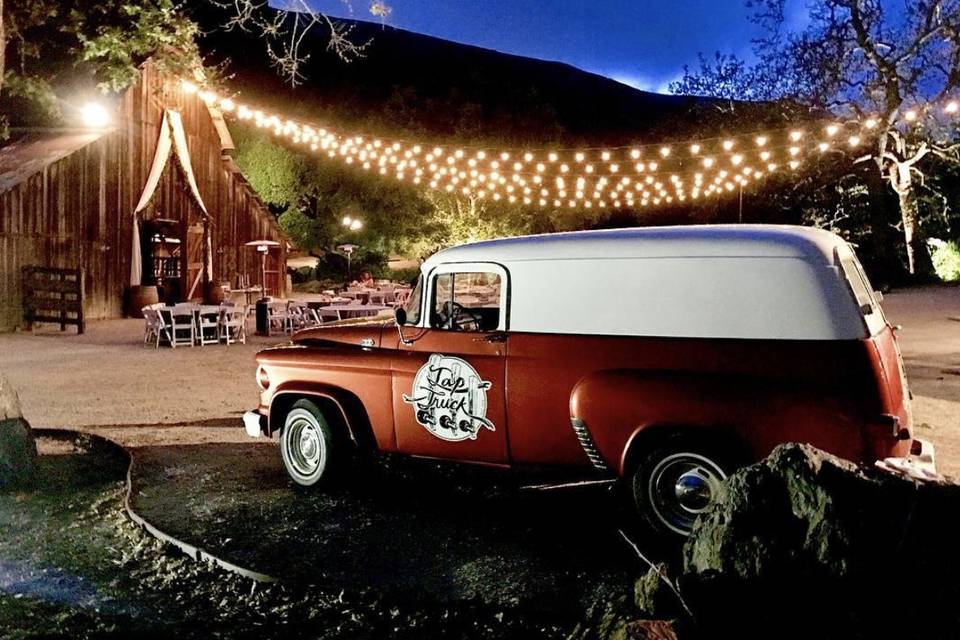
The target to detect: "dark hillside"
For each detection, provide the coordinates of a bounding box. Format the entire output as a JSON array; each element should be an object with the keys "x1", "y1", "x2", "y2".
[{"x1": 190, "y1": 5, "x2": 716, "y2": 147}]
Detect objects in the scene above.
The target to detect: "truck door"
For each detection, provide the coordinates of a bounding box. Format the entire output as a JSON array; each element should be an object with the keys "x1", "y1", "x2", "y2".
[{"x1": 391, "y1": 263, "x2": 510, "y2": 464}]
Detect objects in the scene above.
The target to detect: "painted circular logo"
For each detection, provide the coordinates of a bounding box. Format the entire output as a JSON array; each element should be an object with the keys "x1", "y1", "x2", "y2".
[{"x1": 402, "y1": 354, "x2": 495, "y2": 442}]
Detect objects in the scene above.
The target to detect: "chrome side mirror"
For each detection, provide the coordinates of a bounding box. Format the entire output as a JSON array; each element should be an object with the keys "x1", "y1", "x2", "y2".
[{"x1": 394, "y1": 308, "x2": 414, "y2": 346}]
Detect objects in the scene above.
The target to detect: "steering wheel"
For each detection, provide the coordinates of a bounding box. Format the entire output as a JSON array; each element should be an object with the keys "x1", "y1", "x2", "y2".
[{"x1": 439, "y1": 301, "x2": 482, "y2": 331}]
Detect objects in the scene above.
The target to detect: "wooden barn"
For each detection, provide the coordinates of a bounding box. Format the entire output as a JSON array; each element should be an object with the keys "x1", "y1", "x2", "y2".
[{"x1": 0, "y1": 61, "x2": 288, "y2": 332}]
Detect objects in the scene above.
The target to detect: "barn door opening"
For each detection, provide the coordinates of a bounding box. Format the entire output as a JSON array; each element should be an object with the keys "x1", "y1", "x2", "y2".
[
  {"x1": 185, "y1": 219, "x2": 205, "y2": 301},
  {"x1": 142, "y1": 218, "x2": 183, "y2": 303}
]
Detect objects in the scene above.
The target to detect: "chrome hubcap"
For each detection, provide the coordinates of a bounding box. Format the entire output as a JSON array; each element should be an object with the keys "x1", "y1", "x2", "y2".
[
  {"x1": 648, "y1": 452, "x2": 726, "y2": 536},
  {"x1": 286, "y1": 413, "x2": 325, "y2": 478},
  {"x1": 674, "y1": 468, "x2": 716, "y2": 512}
]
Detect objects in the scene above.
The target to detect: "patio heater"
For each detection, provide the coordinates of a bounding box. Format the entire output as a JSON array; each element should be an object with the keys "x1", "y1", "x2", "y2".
[
  {"x1": 245, "y1": 239, "x2": 280, "y2": 336},
  {"x1": 337, "y1": 243, "x2": 359, "y2": 277}
]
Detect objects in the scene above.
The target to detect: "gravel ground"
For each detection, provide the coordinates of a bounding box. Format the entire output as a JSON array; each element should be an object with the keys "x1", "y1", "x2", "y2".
[
  {"x1": 129, "y1": 442, "x2": 636, "y2": 613},
  {"x1": 1, "y1": 433, "x2": 607, "y2": 639},
  {"x1": 0, "y1": 319, "x2": 285, "y2": 430},
  {"x1": 880, "y1": 285, "x2": 960, "y2": 476}
]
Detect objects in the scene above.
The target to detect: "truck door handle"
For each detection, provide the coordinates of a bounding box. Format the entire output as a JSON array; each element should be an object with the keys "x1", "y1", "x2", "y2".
[{"x1": 474, "y1": 332, "x2": 507, "y2": 343}]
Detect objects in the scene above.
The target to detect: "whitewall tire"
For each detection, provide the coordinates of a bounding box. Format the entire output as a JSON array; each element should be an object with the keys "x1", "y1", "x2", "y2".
[
  {"x1": 631, "y1": 439, "x2": 733, "y2": 537},
  {"x1": 280, "y1": 399, "x2": 335, "y2": 487}
]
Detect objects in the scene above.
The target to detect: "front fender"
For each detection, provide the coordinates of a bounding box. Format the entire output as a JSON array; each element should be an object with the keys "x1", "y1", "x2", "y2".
[
  {"x1": 268, "y1": 381, "x2": 376, "y2": 450},
  {"x1": 570, "y1": 369, "x2": 864, "y2": 476}
]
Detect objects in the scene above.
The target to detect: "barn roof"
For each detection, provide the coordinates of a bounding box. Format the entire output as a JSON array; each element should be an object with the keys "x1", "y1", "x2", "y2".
[{"x1": 0, "y1": 130, "x2": 109, "y2": 192}]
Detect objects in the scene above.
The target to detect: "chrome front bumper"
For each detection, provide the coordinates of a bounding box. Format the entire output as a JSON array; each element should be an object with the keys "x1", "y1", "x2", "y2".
[
  {"x1": 876, "y1": 438, "x2": 938, "y2": 482},
  {"x1": 243, "y1": 410, "x2": 267, "y2": 438}
]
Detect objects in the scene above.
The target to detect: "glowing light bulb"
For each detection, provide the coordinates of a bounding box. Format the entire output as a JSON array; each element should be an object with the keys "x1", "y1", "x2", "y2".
[
  {"x1": 601, "y1": 151, "x2": 611, "y2": 161},
  {"x1": 689, "y1": 144, "x2": 701, "y2": 154},
  {"x1": 548, "y1": 152, "x2": 558, "y2": 162},
  {"x1": 80, "y1": 102, "x2": 110, "y2": 128},
  {"x1": 848, "y1": 135, "x2": 861, "y2": 147},
  {"x1": 818, "y1": 142, "x2": 829, "y2": 152},
  {"x1": 789, "y1": 146, "x2": 800, "y2": 156},
  {"x1": 731, "y1": 154, "x2": 743, "y2": 165},
  {"x1": 904, "y1": 109, "x2": 917, "y2": 121},
  {"x1": 630, "y1": 149, "x2": 641, "y2": 159},
  {"x1": 754, "y1": 135, "x2": 767, "y2": 146},
  {"x1": 659, "y1": 146, "x2": 671, "y2": 157},
  {"x1": 789, "y1": 130, "x2": 803, "y2": 141},
  {"x1": 524, "y1": 152, "x2": 534, "y2": 162},
  {"x1": 722, "y1": 140, "x2": 734, "y2": 151},
  {"x1": 946, "y1": 101, "x2": 959, "y2": 114},
  {"x1": 864, "y1": 118, "x2": 878, "y2": 129},
  {"x1": 702, "y1": 157, "x2": 715, "y2": 168},
  {"x1": 825, "y1": 124, "x2": 839, "y2": 136},
  {"x1": 181, "y1": 80, "x2": 198, "y2": 94}
]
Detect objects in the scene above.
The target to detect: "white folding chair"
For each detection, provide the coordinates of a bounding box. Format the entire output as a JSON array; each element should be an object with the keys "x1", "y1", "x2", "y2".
[
  {"x1": 220, "y1": 305, "x2": 248, "y2": 345},
  {"x1": 169, "y1": 304, "x2": 197, "y2": 348},
  {"x1": 268, "y1": 301, "x2": 293, "y2": 335},
  {"x1": 142, "y1": 307, "x2": 171, "y2": 348},
  {"x1": 197, "y1": 306, "x2": 220, "y2": 346}
]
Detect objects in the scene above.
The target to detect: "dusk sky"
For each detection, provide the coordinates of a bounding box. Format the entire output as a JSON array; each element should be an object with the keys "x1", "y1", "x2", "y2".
[{"x1": 299, "y1": 0, "x2": 809, "y2": 94}]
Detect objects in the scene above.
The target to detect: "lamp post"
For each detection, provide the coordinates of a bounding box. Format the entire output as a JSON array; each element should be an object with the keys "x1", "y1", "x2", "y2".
[
  {"x1": 339, "y1": 216, "x2": 362, "y2": 278},
  {"x1": 337, "y1": 244, "x2": 359, "y2": 277}
]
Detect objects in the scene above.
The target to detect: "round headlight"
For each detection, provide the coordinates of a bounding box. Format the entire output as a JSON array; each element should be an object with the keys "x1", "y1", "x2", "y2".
[{"x1": 256, "y1": 366, "x2": 270, "y2": 390}]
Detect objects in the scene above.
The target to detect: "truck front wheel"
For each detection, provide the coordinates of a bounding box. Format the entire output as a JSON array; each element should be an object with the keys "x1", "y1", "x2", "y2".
[
  {"x1": 631, "y1": 438, "x2": 734, "y2": 537},
  {"x1": 280, "y1": 399, "x2": 336, "y2": 487}
]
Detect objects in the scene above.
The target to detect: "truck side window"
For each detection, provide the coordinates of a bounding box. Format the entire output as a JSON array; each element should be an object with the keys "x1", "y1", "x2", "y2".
[
  {"x1": 839, "y1": 255, "x2": 876, "y2": 315},
  {"x1": 430, "y1": 272, "x2": 502, "y2": 332}
]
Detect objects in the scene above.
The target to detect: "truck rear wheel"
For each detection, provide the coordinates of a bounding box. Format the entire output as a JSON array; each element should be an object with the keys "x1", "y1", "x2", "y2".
[
  {"x1": 279, "y1": 399, "x2": 336, "y2": 487},
  {"x1": 631, "y1": 437, "x2": 734, "y2": 537}
]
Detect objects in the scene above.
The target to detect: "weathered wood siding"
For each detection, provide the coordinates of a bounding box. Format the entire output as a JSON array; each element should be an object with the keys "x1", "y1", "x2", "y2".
[{"x1": 0, "y1": 61, "x2": 287, "y2": 332}]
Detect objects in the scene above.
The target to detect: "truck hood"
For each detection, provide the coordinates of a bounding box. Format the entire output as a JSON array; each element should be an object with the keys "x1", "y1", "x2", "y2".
[{"x1": 290, "y1": 319, "x2": 390, "y2": 349}]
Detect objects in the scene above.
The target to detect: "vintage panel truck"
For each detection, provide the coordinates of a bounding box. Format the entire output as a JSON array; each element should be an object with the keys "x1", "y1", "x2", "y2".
[{"x1": 244, "y1": 225, "x2": 933, "y2": 535}]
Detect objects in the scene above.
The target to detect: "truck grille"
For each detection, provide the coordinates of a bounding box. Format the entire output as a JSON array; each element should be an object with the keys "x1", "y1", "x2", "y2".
[{"x1": 570, "y1": 417, "x2": 609, "y2": 472}]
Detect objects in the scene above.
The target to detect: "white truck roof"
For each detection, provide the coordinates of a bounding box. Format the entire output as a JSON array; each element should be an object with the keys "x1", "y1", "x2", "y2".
[
  {"x1": 423, "y1": 224, "x2": 844, "y2": 267},
  {"x1": 419, "y1": 225, "x2": 873, "y2": 341}
]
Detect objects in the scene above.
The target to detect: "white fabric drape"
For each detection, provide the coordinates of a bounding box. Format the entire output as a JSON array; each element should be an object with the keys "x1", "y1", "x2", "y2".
[
  {"x1": 129, "y1": 109, "x2": 210, "y2": 287},
  {"x1": 167, "y1": 111, "x2": 208, "y2": 216},
  {"x1": 129, "y1": 217, "x2": 143, "y2": 287}
]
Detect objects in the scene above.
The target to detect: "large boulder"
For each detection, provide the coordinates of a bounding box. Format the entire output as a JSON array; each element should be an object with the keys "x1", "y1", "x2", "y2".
[
  {"x1": 676, "y1": 443, "x2": 960, "y2": 638},
  {"x1": 0, "y1": 374, "x2": 37, "y2": 488}
]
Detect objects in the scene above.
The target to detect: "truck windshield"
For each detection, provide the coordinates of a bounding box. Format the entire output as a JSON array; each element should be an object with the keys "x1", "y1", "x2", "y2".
[{"x1": 404, "y1": 275, "x2": 423, "y2": 325}]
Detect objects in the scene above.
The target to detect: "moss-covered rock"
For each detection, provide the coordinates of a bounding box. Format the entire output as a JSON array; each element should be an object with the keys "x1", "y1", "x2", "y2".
[
  {"x1": 0, "y1": 375, "x2": 36, "y2": 488},
  {"x1": 678, "y1": 443, "x2": 960, "y2": 638}
]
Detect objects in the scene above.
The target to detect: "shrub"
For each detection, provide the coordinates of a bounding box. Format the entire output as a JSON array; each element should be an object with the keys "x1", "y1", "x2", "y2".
[{"x1": 930, "y1": 239, "x2": 960, "y2": 282}]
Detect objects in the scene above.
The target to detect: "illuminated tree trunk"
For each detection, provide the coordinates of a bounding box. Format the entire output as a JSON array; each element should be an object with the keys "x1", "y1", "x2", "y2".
[
  {"x1": 898, "y1": 187, "x2": 920, "y2": 275},
  {"x1": 883, "y1": 135, "x2": 933, "y2": 278}
]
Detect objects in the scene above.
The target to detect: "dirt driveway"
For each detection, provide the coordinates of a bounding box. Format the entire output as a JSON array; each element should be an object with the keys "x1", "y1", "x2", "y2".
[{"x1": 881, "y1": 286, "x2": 960, "y2": 476}]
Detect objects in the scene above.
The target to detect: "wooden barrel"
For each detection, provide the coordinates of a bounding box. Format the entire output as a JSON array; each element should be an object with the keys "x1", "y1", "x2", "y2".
[
  {"x1": 127, "y1": 285, "x2": 159, "y2": 317},
  {"x1": 205, "y1": 282, "x2": 226, "y2": 305}
]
